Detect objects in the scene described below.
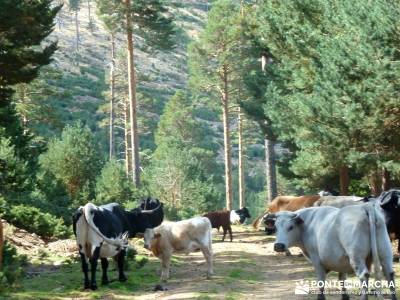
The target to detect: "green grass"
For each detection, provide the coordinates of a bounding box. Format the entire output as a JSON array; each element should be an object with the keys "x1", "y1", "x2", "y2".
[{"x1": 1, "y1": 257, "x2": 160, "y2": 300}]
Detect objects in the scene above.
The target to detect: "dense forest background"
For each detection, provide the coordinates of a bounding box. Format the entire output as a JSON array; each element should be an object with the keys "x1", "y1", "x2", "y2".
[{"x1": 1, "y1": 0, "x2": 400, "y2": 244}]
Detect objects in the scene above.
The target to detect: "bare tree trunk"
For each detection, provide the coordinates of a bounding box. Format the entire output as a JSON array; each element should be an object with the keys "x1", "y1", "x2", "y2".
[
  {"x1": 56, "y1": 1, "x2": 63, "y2": 30},
  {"x1": 265, "y1": 137, "x2": 277, "y2": 202},
  {"x1": 109, "y1": 34, "x2": 115, "y2": 159},
  {"x1": 222, "y1": 69, "x2": 233, "y2": 210},
  {"x1": 339, "y1": 165, "x2": 350, "y2": 196},
  {"x1": 75, "y1": 10, "x2": 79, "y2": 51},
  {"x1": 369, "y1": 170, "x2": 382, "y2": 196},
  {"x1": 124, "y1": 99, "x2": 132, "y2": 176},
  {"x1": 382, "y1": 167, "x2": 391, "y2": 192},
  {"x1": 238, "y1": 107, "x2": 245, "y2": 208},
  {"x1": 0, "y1": 219, "x2": 3, "y2": 270},
  {"x1": 261, "y1": 53, "x2": 277, "y2": 204},
  {"x1": 87, "y1": 0, "x2": 92, "y2": 22},
  {"x1": 125, "y1": 0, "x2": 140, "y2": 186}
]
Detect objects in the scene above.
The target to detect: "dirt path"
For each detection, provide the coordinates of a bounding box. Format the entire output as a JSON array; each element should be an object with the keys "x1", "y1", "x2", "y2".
[{"x1": 133, "y1": 226, "x2": 314, "y2": 300}]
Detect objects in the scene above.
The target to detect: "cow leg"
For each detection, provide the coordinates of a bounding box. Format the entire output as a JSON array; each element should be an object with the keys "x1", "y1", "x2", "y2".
[
  {"x1": 79, "y1": 250, "x2": 90, "y2": 289},
  {"x1": 228, "y1": 225, "x2": 233, "y2": 242},
  {"x1": 117, "y1": 249, "x2": 127, "y2": 282},
  {"x1": 380, "y1": 258, "x2": 397, "y2": 300},
  {"x1": 396, "y1": 239, "x2": 400, "y2": 262},
  {"x1": 160, "y1": 254, "x2": 171, "y2": 282},
  {"x1": 200, "y1": 246, "x2": 214, "y2": 279},
  {"x1": 311, "y1": 259, "x2": 326, "y2": 300},
  {"x1": 338, "y1": 273, "x2": 349, "y2": 300},
  {"x1": 100, "y1": 258, "x2": 109, "y2": 285},
  {"x1": 222, "y1": 227, "x2": 227, "y2": 242},
  {"x1": 90, "y1": 246, "x2": 101, "y2": 290}
]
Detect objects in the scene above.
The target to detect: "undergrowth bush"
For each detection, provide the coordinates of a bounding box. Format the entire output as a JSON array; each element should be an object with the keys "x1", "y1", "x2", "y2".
[
  {"x1": 4, "y1": 205, "x2": 71, "y2": 239},
  {"x1": 0, "y1": 242, "x2": 27, "y2": 292}
]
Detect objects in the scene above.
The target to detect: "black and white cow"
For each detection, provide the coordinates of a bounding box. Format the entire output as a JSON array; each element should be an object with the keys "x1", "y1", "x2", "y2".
[{"x1": 72, "y1": 201, "x2": 163, "y2": 290}]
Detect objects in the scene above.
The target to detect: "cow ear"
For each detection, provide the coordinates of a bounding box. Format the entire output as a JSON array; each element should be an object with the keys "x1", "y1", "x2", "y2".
[
  {"x1": 154, "y1": 233, "x2": 161, "y2": 238},
  {"x1": 294, "y1": 216, "x2": 304, "y2": 225}
]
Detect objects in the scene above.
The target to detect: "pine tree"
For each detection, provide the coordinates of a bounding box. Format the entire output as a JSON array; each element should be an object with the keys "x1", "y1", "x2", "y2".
[
  {"x1": 95, "y1": 0, "x2": 175, "y2": 185},
  {"x1": 69, "y1": 0, "x2": 81, "y2": 51},
  {"x1": 189, "y1": 0, "x2": 245, "y2": 210},
  {"x1": 250, "y1": 0, "x2": 400, "y2": 194},
  {"x1": 146, "y1": 91, "x2": 222, "y2": 218},
  {"x1": 39, "y1": 123, "x2": 103, "y2": 205},
  {"x1": 0, "y1": 0, "x2": 60, "y2": 150}
]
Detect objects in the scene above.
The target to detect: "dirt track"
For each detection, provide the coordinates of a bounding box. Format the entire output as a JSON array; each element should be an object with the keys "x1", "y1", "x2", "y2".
[
  {"x1": 7, "y1": 224, "x2": 399, "y2": 299},
  {"x1": 134, "y1": 226, "x2": 313, "y2": 300}
]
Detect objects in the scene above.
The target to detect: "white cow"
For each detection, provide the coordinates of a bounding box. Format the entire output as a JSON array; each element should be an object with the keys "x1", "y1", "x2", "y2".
[
  {"x1": 313, "y1": 195, "x2": 364, "y2": 208},
  {"x1": 272, "y1": 203, "x2": 397, "y2": 300},
  {"x1": 143, "y1": 216, "x2": 213, "y2": 281}
]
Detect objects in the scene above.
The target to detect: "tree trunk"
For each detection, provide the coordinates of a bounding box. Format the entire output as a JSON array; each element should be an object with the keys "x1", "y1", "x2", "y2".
[
  {"x1": 0, "y1": 219, "x2": 3, "y2": 270},
  {"x1": 339, "y1": 165, "x2": 350, "y2": 196},
  {"x1": 75, "y1": 10, "x2": 79, "y2": 51},
  {"x1": 382, "y1": 167, "x2": 391, "y2": 192},
  {"x1": 124, "y1": 99, "x2": 132, "y2": 176},
  {"x1": 369, "y1": 170, "x2": 382, "y2": 196},
  {"x1": 222, "y1": 69, "x2": 233, "y2": 210},
  {"x1": 109, "y1": 34, "x2": 115, "y2": 159},
  {"x1": 125, "y1": 0, "x2": 140, "y2": 186},
  {"x1": 265, "y1": 137, "x2": 277, "y2": 202},
  {"x1": 238, "y1": 107, "x2": 245, "y2": 208},
  {"x1": 261, "y1": 53, "x2": 277, "y2": 204},
  {"x1": 87, "y1": 0, "x2": 91, "y2": 22}
]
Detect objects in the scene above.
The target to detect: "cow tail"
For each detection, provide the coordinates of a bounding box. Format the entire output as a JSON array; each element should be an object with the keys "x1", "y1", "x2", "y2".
[
  {"x1": 83, "y1": 203, "x2": 128, "y2": 248},
  {"x1": 252, "y1": 212, "x2": 266, "y2": 229},
  {"x1": 367, "y1": 203, "x2": 382, "y2": 283}
]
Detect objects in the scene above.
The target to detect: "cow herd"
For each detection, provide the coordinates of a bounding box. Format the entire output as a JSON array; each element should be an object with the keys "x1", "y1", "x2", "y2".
[{"x1": 73, "y1": 190, "x2": 400, "y2": 300}]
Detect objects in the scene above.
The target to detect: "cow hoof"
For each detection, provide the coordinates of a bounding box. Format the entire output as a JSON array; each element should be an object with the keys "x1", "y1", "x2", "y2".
[
  {"x1": 341, "y1": 294, "x2": 350, "y2": 300},
  {"x1": 84, "y1": 282, "x2": 90, "y2": 290},
  {"x1": 153, "y1": 284, "x2": 167, "y2": 291},
  {"x1": 90, "y1": 284, "x2": 97, "y2": 290}
]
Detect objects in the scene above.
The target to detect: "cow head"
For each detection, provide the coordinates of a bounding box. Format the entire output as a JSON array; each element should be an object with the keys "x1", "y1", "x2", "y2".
[
  {"x1": 140, "y1": 197, "x2": 160, "y2": 210},
  {"x1": 128, "y1": 208, "x2": 152, "y2": 235},
  {"x1": 128, "y1": 204, "x2": 162, "y2": 236},
  {"x1": 379, "y1": 189, "x2": 400, "y2": 210},
  {"x1": 273, "y1": 212, "x2": 303, "y2": 253},
  {"x1": 143, "y1": 228, "x2": 161, "y2": 254},
  {"x1": 379, "y1": 189, "x2": 400, "y2": 237},
  {"x1": 262, "y1": 213, "x2": 277, "y2": 235},
  {"x1": 139, "y1": 198, "x2": 164, "y2": 228},
  {"x1": 232, "y1": 207, "x2": 251, "y2": 224}
]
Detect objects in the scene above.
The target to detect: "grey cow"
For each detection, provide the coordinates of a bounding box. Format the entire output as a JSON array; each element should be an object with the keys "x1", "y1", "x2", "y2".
[
  {"x1": 313, "y1": 195, "x2": 364, "y2": 208},
  {"x1": 272, "y1": 203, "x2": 397, "y2": 300}
]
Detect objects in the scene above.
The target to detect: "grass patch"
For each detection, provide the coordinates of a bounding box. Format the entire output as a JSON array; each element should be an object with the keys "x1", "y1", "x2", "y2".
[{"x1": 1, "y1": 257, "x2": 160, "y2": 300}]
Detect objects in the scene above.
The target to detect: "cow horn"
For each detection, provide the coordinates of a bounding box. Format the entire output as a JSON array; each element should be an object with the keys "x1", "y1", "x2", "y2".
[{"x1": 141, "y1": 203, "x2": 161, "y2": 214}]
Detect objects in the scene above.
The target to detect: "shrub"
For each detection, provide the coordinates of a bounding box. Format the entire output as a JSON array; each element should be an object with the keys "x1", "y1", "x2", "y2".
[
  {"x1": 0, "y1": 242, "x2": 27, "y2": 292},
  {"x1": 95, "y1": 159, "x2": 135, "y2": 205},
  {"x1": 4, "y1": 205, "x2": 70, "y2": 239}
]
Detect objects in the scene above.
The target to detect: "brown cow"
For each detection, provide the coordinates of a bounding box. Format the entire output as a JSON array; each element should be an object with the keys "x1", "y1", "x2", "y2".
[{"x1": 252, "y1": 195, "x2": 321, "y2": 229}]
